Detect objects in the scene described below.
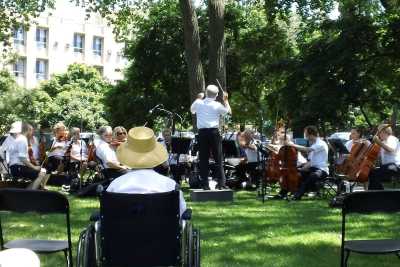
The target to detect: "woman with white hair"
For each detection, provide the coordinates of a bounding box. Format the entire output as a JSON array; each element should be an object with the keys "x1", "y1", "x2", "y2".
[
  {"x1": 96, "y1": 126, "x2": 128, "y2": 180},
  {"x1": 190, "y1": 84, "x2": 232, "y2": 190}
]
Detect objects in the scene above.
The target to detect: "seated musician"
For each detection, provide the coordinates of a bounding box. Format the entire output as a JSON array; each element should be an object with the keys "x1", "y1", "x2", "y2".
[
  {"x1": 46, "y1": 122, "x2": 69, "y2": 174},
  {"x1": 8, "y1": 123, "x2": 50, "y2": 189},
  {"x1": 237, "y1": 129, "x2": 260, "y2": 187},
  {"x1": 345, "y1": 127, "x2": 370, "y2": 152},
  {"x1": 368, "y1": 124, "x2": 400, "y2": 190},
  {"x1": 0, "y1": 122, "x2": 22, "y2": 165},
  {"x1": 67, "y1": 127, "x2": 88, "y2": 180},
  {"x1": 96, "y1": 126, "x2": 129, "y2": 180},
  {"x1": 107, "y1": 126, "x2": 187, "y2": 217},
  {"x1": 280, "y1": 125, "x2": 329, "y2": 200}
]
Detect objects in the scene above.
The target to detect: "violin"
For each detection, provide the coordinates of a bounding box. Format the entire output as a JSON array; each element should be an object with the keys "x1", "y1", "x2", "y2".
[
  {"x1": 28, "y1": 143, "x2": 37, "y2": 165},
  {"x1": 110, "y1": 139, "x2": 125, "y2": 149},
  {"x1": 87, "y1": 136, "x2": 96, "y2": 162}
]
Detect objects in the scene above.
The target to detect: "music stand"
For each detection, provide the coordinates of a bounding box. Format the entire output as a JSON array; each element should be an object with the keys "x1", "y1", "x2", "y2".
[
  {"x1": 171, "y1": 137, "x2": 192, "y2": 155},
  {"x1": 328, "y1": 138, "x2": 349, "y2": 154},
  {"x1": 222, "y1": 140, "x2": 240, "y2": 158}
]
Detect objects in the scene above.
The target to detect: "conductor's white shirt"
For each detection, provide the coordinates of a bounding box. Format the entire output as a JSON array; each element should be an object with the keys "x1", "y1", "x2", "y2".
[
  {"x1": 107, "y1": 169, "x2": 187, "y2": 216},
  {"x1": 190, "y1": 98, "x2": 230, "y2": 129}
]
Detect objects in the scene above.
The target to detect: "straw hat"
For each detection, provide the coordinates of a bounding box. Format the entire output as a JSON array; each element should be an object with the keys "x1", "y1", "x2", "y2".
[
  {"x1": 116, "y1": 127, "x2": 168, "y2": 169},
  {"x1": 9, "y1": 121, "x2": 22, "y2": 134}
]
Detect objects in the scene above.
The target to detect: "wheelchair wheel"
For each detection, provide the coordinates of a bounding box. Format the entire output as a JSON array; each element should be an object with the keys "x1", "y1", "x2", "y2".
[{"x1": 193, "y1": 229, "x2": 201, "y2": 267}]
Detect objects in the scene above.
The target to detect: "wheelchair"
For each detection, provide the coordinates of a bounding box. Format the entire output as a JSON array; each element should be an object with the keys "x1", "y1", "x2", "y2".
[{"x1": 76, "y1": 190, "x2": 201, "y2": 267}]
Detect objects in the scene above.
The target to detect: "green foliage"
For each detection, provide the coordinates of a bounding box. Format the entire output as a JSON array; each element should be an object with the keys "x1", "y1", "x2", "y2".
[
  {"x1": 36, "y1": 64, "x2": 111, "y2": 130},
  {"x1": 0, "y1": 70, "x2": 27, "y2": 134},
  {"x1": 105, "y1": 0, "x2": 190, "y2": 129},
  {"x1": 0, "y1": 0, "x2": 54, "y2": 44},
  {"x1": 0, "y1": 64, "x2": 110, "y2": 133}
]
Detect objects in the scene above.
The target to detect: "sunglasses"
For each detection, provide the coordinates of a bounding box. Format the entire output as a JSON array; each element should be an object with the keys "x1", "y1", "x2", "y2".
[{"x1": 117, "y1": 132, "x2": 127, "y2": 136}]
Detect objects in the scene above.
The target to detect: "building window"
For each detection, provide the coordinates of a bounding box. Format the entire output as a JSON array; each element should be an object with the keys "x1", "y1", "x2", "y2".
[
  {"x1": 13, "y1": 27, "x2": 25, "y2": 46},
  {"x1": 13, "y1": 58, "x2": 25, "y2": 77},
  {"x1": 94, "y1": 66, "x2": 103, "y2": 75},
  {"x1": 36, "y1": 27, "x2": 48, "y2": 49},
  {"x1": 93, "y1": 36, "x2": 103, "y2": 56},
  {"x1": 36, "y1": 59, "x2": 48, "y2": 80},
  {"x1": 73, "y1": 33, "x2": 85, "y2": 53}
]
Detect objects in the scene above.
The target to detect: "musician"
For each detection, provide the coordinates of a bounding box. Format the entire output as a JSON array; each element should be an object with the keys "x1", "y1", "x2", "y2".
[
  {"x1": 368, "y1": 124, "x2": 400, "y2": 190},
  {"x1": 0, "y1": 121, "x2": 22, "y2": 164},
  {"x1": 96, "y1": 126, "x2": 129, "y2": 180},
  {"x1": 190, "y1": 85, "x2": 232, "y2": 190},
  {"x1": 8, "y1": 123, "x2": 49, "y2": 189},
  {"x1": 237, "y1": 129, "x2": 260, "y2": 187},
  {"x1": 345, "y1": 127, "x2": 370, "y2": 152},
  {"x1": 46, "y1": 122, "x2": 69, "y2": 174},
  {"x1": 285, "y1": 125, "x2": 329, "y2": 200}
]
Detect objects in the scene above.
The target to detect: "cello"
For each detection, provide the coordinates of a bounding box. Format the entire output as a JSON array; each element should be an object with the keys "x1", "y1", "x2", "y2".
[
  {"x1": 355, "y1": 124, "x2": 390, "y2": 182},
  {"x1": 278, "y1": 123, "x2": 301, "y2": 193},
  {"x1": 264, "y1": 123, "x2": 284, "y2": 184}
]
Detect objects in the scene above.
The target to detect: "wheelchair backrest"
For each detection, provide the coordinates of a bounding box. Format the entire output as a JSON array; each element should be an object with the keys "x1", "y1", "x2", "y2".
[{"x1": 99, "y1": 190, "x2": 181, "y2": 267}]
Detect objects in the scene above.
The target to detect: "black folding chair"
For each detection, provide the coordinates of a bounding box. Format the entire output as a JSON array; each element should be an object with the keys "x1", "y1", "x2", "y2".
[
  {"x1": 77, "y1": 190, "x2": 200, "y2": 267},
  {"x1": 341, "y1": 190, "x2": 400, "y2": 266},
  {"x1": 0, "y1": 188, "x2": 73, "y2": 267}
]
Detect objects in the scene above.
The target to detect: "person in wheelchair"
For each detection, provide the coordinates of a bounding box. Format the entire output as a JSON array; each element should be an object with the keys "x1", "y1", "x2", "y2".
[
  {"x1": 107, "y1": 126, "x2": 187, "y2": 216},
  {"x1": 77, "y1": 127, "x2": 198, "y2": 267}
]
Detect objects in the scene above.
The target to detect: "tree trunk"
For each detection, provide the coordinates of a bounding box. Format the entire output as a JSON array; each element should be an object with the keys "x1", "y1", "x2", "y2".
[
  {"x1": 179, "y1": 0, "x2": 205, "y2": 103},
  {"x1": 208, "y1": 0, "x2": 226, "y2": 102}
]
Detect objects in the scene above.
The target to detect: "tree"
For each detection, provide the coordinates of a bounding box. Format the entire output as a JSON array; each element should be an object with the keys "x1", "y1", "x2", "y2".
[
  {"x1": 0, "y1": 0, "x2": 54, "y2": 44},
  {"x1": 35, "y1": 64, "x2": 111, "y2": 130}
]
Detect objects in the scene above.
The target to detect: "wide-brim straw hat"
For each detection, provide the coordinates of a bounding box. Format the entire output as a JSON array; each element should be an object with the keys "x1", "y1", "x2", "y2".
[
  {"x1": 116, "y1": 126, "x2": 168, "y2": 169},
  {"x1": 9, "y1": 121, "x2": 22, "y2": 134}
]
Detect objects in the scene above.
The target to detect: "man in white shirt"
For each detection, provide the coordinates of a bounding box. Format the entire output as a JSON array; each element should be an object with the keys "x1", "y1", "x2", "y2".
[
  {"x1": 190, "y1": 85, "x2": 232, "y2": 190},
  {"x1": 368, "y1": 124, "x2": 400, "y2": 190},
  {"x1": 287, "y1": 125, "x2": 329, "y2": 200},
  {"x1": 107, "y1": 126, "x2": 186, "y2": 216}
]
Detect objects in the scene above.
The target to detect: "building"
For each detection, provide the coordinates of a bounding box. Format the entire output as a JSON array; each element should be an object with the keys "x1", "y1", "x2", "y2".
[{"x1": 6, "y1": 1, "x2": 128, "y2": 89}]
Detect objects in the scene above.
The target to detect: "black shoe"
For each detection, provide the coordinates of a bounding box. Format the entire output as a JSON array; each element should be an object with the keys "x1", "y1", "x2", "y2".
[
  {"x1": 216, "y1": 185, "x2": 229, "y2": 190},
  {"x1": 272, "y1": 194, "x2": 284, "y2": 200},
  {"x1": 202, "y1": 185, "x2": 211, "y2": 190}
]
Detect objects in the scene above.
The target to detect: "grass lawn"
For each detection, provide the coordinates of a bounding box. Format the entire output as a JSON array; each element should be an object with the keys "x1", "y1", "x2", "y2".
[{"x1": 1, "y1": 188, "x2": 400, "y2": 267}]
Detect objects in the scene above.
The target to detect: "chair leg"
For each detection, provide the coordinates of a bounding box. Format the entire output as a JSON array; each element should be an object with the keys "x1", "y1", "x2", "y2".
[{"x1": 344, "y1": 250, "x2": 350, "y2": 267}]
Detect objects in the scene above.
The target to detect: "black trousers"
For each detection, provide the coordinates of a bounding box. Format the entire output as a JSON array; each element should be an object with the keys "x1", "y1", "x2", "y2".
[
  {"x1": 10, "y1": 165, "x2": 39, "y2": 181},
  {"x1": 294, "y1": 167, "x2": 327, "y2": 199},
  {"x1": 198, "y1": 128, "x2": 226, "y2": 186},
  {"x1": 368, "y1": 163, "x2": 400, "y2": 190}
]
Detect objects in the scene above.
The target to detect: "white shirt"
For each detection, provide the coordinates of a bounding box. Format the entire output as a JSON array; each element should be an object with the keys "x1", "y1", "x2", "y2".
[
  {"x1": 380, "y1": 135, "x2": 400, "y2": 165},
  {"x1": 70, "y1": 140, "x2": 88, "y2": 161},
  {"x1": 308, "y1": 138, "x2": 329, "y2": 174},
  {"x1": 345, "y1": 140, "x2": 353, "y2": 153},
  {"x1": 48, "y1": 139, "x2": 68, "y2": 158},
  {"x1": 8, "y1": 135, "x2": 29, "y2": 166},
  {"x1": 107, "y1": 169, "x2": 187, "y2": 216},
  {"x1": 244, "y1": 143, "x2": 259, "y2": 163},
  {"x1": 190, "y1": 98, "x2": 230, "y2": 129},
  {"x1": 0, "y1": 135, "x2": 16, "y2": 163},
  {"x1": 96, "y1": 140, "x2": 119, "y2": 169}
]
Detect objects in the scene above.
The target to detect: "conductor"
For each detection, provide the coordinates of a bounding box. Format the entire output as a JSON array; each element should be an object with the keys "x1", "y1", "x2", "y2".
[{"x1": 190, "y1": 85, "x2": 232, "y2": 190}]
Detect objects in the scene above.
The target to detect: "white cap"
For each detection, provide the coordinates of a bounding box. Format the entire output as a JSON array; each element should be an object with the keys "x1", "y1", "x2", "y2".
[
  {"x1": 206, "y1": 84, "x2": 219, "y2": 95},
  {"x1": 9, "y1": 121, "x2": 22, "y2": 134}
]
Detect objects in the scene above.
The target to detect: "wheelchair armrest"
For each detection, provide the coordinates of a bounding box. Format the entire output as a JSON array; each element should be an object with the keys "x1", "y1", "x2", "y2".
[
  {"x1": 90, "y1": 211, "x2": 100, "y2": 222},
  {"x1": 182, "y1": 209, "x2": 192, "y2": 220}
]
